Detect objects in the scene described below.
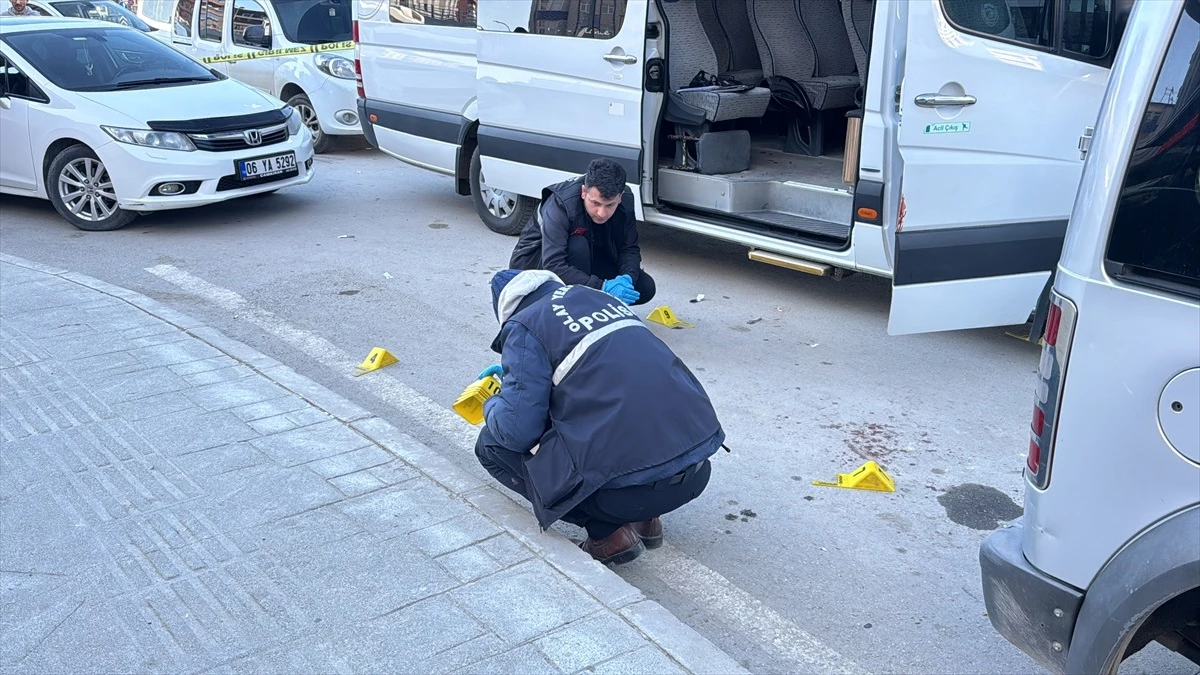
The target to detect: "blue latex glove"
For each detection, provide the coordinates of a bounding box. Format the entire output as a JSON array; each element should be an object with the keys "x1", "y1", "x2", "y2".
[
  {"x1": 478, "y1": 364, "x2": 503, "y2": 381},
  {"x1": 614, "y1": 284, "x2": 639, "y2": 304},
  {"x1": 602, "y1": 274, "x2": 635, "y2": 297}
]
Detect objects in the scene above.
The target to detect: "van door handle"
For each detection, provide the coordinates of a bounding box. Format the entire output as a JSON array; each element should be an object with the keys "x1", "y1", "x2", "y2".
[
  {"x1": 914, "y1": 94, "x2": 977, "y2": 107},
  {"x1": 603, "y1": 53, "x2": 638, "y2": 64}
]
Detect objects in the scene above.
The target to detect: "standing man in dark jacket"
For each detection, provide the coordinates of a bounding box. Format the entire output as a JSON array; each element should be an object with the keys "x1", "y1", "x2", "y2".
[
  {"x1": 509, "y1": 158, "x2": 656, "y2": 306},
  {"x1": 474, "y1": 268, "x2": 723, "y2": 565}
]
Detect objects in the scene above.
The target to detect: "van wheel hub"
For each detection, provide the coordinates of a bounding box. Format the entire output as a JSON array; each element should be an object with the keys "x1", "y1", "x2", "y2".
[{"x1": 478, "y1": 169, "x2": 517, "y2": 219}]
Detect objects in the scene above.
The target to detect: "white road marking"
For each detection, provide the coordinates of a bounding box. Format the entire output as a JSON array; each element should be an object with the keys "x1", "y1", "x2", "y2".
[
  {"x1": 145, "y1": 263, "x2": 869, "y2": 675},
  {"x1": 652, "y1": 544, "x2": 872, "y2": 675}
]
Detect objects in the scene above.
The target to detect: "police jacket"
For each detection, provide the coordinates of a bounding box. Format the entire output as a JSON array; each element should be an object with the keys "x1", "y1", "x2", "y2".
[
  {"x1": 509, "y1": 177, "x2": 643, "y2": 288},
  {"x1": 483, "y1": 270, "x2": 725, "y2": 530}
]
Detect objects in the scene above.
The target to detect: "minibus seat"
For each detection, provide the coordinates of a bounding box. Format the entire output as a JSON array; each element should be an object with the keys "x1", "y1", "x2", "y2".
[
  {"x1": 696, "y1": 0, "x2": 763, "y2": 85},
  {"x1": 662, "y1": 0, "x2": 771, "y2": 124},
  {"x1": 842, "y1": 0, "x2": 874, "y2": 92},
  {"x1": 747, "y1": 0, "x2": 860, "y2": 156},
  {"x1": 661, "y1": 0, "x2": 772, "y2": 174}
]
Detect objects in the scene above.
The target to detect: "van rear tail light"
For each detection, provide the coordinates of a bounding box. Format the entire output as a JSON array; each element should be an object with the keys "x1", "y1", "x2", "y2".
[
  {"x1": 353, "y1": 21, "x2": 365, "y2": 99},
  {"x1": 1026, "y1": 290, "x2": 1078, "y2": 490},
  {"x1": 1027, "y1": 437, "x2": 1041, "y2": 474},
  {"x1": 1045, "y1": 302, "x2": 1063, "y2": 346}
]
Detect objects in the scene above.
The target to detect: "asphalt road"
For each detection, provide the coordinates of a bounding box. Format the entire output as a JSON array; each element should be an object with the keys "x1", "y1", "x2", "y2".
[{"x1": 2, "y1": 146, "x2": 1194, "y2": 675}]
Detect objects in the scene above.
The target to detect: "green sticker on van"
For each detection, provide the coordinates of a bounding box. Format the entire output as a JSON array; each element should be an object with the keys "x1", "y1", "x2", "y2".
[{"x1": 924, "y1": 122, "x2": 971, "y2": 134}]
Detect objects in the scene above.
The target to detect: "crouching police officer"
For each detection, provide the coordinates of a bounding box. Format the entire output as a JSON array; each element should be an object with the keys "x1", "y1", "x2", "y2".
[{"x1": 474, "y1": 268, "x2": 724, "y2": 565}]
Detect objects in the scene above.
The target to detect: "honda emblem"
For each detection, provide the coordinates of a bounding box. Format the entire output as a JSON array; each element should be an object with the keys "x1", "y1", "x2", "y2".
[{"x1": 243, "y1": 129, "x2": 263, "y2": 146}]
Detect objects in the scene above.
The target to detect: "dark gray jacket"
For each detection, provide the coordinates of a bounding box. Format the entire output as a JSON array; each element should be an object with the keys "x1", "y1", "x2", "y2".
[{"x1": 509, "y1": 177, "x2": 642, "y2": 288}]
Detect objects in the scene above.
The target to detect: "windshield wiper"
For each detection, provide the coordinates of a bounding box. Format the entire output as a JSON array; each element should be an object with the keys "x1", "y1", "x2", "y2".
[{"x1": 110, "y1": 76, "x2": 213, "y2": 89}]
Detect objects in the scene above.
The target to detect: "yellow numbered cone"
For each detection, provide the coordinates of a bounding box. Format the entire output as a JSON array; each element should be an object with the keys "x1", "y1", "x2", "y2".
[
  {"x1": 812, "y1": 461, "x2": 895, "y2": 492},
  {"x1": 355, "y1": 347, "x2": 398, "y2": 376},
  {"x1": 647, "y1": 305, "x2": 694, "y2": 329},
  {"x1": 453, "y1": 375, "x2": 502, "y2": 425}
]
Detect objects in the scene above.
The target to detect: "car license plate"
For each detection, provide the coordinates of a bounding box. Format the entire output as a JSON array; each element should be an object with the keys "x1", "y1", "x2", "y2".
[{"x1": 238, "y1": 152, "x2": 296, "y2": 180}]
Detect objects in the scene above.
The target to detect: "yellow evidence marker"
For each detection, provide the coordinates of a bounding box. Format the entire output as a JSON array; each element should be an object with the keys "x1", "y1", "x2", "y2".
[
  {"x1": 812, "y1": 460, "x2": 896, "y2": 493},
  {"x1": 453, "y1": 375, "x2": 502, "y2": 425},
  {"x1": 647, "y1": 305, "x2": 694, "y2": 329},
  {"x1": 355, "y1": 347, "x2": 398, "y2": 376}
]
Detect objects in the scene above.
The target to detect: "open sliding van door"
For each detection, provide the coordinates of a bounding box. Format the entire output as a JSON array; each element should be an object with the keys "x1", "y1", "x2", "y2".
[
  {"x1": 475, "y1": 0, "x2": 649, "y2": 213},
  {"x1": 887, "y1": 0, "x2": 1118, "y2": 335}
]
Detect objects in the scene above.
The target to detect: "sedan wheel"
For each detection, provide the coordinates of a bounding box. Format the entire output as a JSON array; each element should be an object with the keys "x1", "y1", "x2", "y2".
[
  {"x1": 59, "y1": 157, "x2": 119, "y2": 223},
  {"x1": 46, "y1": 144, "x2": 137, "y2": 231}
]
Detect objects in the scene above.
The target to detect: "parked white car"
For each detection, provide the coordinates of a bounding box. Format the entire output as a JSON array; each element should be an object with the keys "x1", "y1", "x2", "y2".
[
  {"x1": 169, "y1": 0, "x2": 361, "y2": 153},
  {"x1": 24, "y1": 0, "x2": 172, "y2": 43},
  {"x1": 0, "y1": 17, "x2": 316, "y2": 231}
]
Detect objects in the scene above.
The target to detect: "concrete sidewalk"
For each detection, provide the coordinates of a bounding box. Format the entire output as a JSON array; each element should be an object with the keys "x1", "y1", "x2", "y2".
[{"x1": 0, "y1": 253, "x2": 746, "y2": 675}]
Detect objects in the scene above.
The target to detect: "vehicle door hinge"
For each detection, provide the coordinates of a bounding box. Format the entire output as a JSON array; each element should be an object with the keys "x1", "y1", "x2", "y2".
[
  {"x1": 1078, "y1": 126, "x2": 1094, "y2": 160},
  {"x1": 894, "y1": 85, "x2": 902, "y2": 113}
]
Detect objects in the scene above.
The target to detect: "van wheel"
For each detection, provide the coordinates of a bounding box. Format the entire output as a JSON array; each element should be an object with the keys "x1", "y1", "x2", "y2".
[
  {"x1": 287, "y1": 93, "x2": 333, "y2": 154},
  {"x1": 469, "y1": 147, "x2": 535, "y2": 236},
  {"x1": 47, "y1": 144, "x2": 137, "y2": 232}
]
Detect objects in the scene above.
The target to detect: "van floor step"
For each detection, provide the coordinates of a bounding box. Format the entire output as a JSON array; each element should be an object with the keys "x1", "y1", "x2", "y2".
[{"x1": 737, "y1": 211, "x2": 850, "y2": 240}]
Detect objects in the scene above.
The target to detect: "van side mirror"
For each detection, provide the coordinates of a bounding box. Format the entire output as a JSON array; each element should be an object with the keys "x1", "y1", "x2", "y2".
[{"x1": 243, "y1": 25, "x2": 270, "y2": 49}]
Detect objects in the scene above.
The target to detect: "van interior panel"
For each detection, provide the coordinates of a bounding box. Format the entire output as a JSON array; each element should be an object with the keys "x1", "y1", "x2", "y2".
[{"x1": 652, "y1": 0, "x2": 872, "y2": 248}]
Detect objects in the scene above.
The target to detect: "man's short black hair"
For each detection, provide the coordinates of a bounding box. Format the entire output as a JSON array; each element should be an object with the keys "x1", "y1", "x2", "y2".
[{"x1": 583, "y1": 158, "x2": 627, "y2": 200}]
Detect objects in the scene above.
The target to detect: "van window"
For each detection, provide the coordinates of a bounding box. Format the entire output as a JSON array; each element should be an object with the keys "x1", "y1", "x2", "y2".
[
  {"x1": 174, "y1": 0, "x2": 195, "y2": 36},
  {"x1": 272, "y1": 0, "x2": 352, "y2": 44},
  {"x1": 199, "y1": 0, "x2": 226, "y2": 41},
  {"x1": 140, "y1": 0, "x2": 174, "y2": 25},
  {"x1": 1061, "y1": 0, "x2": 1112, "y2": 58},
  {"x1": 1104, "y1": 7, "x2": 1200, "y2": 297},
  {"x1": 388, "y1": 0, "x2": 476, "y2": 27},
  {"x1": 231, "y1": 0, "x2": 269, "y2": 47},
  {"x1": 528, "y1": 0, "x2": 626, "y2": 39},
  {"x1": 940, "y1": 0, "x2": 1113, "y2": 62}
]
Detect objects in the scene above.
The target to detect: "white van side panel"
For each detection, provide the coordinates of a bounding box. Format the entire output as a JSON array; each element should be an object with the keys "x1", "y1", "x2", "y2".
[
  {"x1": 475, "y1": 0, "x2": 648, "y2": 202},
  {"x1": 356, "y1": 17, "x2": 478, "y2": 174},
  {"x1": 1026, "y1": 271, "x2": 1200, "y2": 590},
  {"x1": 887, "y1": 0, "x2": 1113, "y2": 335},
  {"x1": 1022, "y1": 0, "x2": 1200, "y2": 589}
]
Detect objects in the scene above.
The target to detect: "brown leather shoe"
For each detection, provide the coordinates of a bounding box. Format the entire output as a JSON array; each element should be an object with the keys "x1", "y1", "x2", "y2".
[
  {"x1": 580, "y1": 524, "x2": 645, "y2": 565},
  {"x1": 630, "y1": 518, "x2": 663, "y2": 549}
]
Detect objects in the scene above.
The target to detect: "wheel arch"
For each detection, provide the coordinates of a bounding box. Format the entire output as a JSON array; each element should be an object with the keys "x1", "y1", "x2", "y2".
[
  {"x1": 280, "y1": 83, "x2": 305, "y2": 104},
  {"x1": 1066, "y1": 504, "x2": 1200, "y2": 673},
  {"x1": 43, "y1": 137, "x2": 91, "y2": 187},
  {"x1": 455, "y1": 118, "x2": 478, "y2": 197}
]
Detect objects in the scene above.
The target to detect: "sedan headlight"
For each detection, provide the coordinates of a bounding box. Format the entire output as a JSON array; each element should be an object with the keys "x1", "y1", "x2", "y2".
[
  {"x1": 101, "y1": 126, "x2": 196, "y2": 151},
  {"x1": 315, "y1": 53, "x2": 355, "y2": 80},
  {"x1": 283, "y1": 105, "x2": 303, "y2": 136}
]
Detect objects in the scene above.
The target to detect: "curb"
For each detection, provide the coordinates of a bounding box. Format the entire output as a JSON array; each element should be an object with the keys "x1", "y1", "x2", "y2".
[{"x1": 0, "y1": 252, "x2": 749, "y2": 675}]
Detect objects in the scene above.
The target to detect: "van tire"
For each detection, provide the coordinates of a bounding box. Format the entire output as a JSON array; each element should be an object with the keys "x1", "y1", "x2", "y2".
[
  {"x1": 287, "y1": 93, "x2": 333, "y2": 154},
  {"x1": 469, "y1": 147, "x2": 535, "y2": 236},
  {"x1": 46, "y1": 144, "x2": 138, "y2": 232}
]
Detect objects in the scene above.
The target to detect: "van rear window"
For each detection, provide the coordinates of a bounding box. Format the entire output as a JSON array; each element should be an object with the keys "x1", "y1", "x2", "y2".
[{"x1": 1104, "y1": 7, "x2": 1200, "y2": 297}]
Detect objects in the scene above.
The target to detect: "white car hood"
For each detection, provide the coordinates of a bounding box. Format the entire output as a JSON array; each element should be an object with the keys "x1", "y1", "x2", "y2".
[{"x1": 76, "y1": 78, "x2": 282, "y2": 125}]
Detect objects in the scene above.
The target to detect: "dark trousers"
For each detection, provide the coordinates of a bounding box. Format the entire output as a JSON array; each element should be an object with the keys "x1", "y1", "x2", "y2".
[
  {"x1": 475, "y1": 426, "x2": 710, "y2": 540},
  {"x1": 567, "y1": 235, "x2": 656, "y2": 306}
]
